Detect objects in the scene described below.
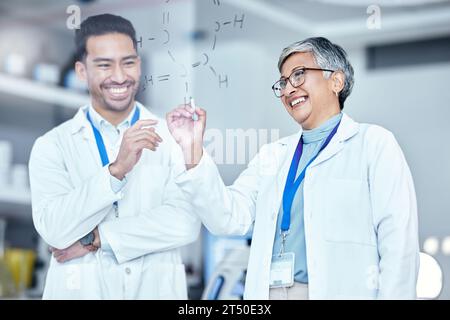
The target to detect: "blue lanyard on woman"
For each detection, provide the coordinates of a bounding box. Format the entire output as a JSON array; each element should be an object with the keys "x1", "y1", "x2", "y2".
[
  {"x1": 85, "y1": 106, "x2": 140, "y2": 217},
  {"x1": 279, "y1": 120, "x2": 340, "y2": 253}
]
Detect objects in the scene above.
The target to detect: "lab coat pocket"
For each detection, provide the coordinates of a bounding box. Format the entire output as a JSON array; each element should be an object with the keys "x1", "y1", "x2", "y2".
[
  {"x1": 323, "y1": 178, "x2": 375, "y2": 246},
  {"x1": 43, "y1": 258, "x2": 103, "y2": 299},
  {"x1": 141, "y1": 263, "x2": 187, "y2": 299}
]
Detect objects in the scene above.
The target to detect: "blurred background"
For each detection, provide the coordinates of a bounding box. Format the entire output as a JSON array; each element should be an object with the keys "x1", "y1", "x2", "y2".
[{"x1": 0, "y1": 0, "x2": 449, "y2": 299}]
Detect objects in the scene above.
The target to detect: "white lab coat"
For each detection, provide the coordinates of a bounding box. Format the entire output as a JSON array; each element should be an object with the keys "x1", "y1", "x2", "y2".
[
  {"x1": 29, "y1": 103, "x2": 201, "y2": 299},
  {"x1": 175, "y1": 113, "x2": 419, "y2": 299}
]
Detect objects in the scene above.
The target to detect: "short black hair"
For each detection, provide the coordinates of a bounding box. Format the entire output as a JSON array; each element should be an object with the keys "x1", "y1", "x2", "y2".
[{"x1": 75, "y1": 14, "x2": 137, "y2": 61}]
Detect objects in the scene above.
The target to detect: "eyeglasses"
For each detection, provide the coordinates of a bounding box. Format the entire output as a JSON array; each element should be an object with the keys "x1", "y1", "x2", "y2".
[{"x1": 271, "y1": 67, "x2": 335, "y2": 98}]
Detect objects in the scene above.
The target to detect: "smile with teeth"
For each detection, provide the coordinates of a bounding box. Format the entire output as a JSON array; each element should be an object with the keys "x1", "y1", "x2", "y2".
[
  {"x1": 104, "y1": 85, "x2": 131, "y2": 99},
  {"x1": 290, "y1": 96, "x2": 307, "y2": 107},
  {"x1": 107, "y1": 86, "x2": 128, "y2": 93}
]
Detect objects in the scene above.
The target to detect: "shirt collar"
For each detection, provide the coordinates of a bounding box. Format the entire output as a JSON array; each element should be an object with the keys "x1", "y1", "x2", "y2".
[
  {"x1": 276, "y1": 112, "x2": 359, "y2": 147},
  {"x1": 70, "y1": 102, "x2": 156, "y2": 136},
  {"x1": 302, "y1": 112, "x2": 343, "y2": 144},
  {"x1": 87, "y1": 104, "x2": 137, "y2": 132}
]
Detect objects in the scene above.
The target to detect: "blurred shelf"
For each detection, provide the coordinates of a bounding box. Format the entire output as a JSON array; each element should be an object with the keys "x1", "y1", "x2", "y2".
[
  {"x1": 0, "y1": 187, "x2": 32, "y2": 221},
  {"x1": 0, "y1": 73, "x2": 89, "y2": 109}
]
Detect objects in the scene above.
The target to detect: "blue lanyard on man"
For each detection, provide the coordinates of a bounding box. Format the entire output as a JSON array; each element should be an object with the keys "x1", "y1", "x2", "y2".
[
  {"x1": 86, "y1": 106, "x2": 140, "y2": 217},
  {"x1": 279, "y1": 120, "x2": 341, "y2": 255}
]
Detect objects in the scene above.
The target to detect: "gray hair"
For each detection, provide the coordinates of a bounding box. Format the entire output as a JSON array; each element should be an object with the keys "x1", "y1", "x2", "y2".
[{"x1": 278, "y1": 37, "x2": 354, "y2": 109}]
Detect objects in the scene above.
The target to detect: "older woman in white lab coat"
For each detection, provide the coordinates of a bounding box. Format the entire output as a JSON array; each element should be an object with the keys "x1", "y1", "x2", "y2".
[{"x1": 167, "y1": 37, "x2": 419, "y2": 299}]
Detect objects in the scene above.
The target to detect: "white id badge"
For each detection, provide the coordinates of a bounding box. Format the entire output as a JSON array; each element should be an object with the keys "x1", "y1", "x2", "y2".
[{"x1": 269, "y1": 252, "x2": 295, "y2": 288}]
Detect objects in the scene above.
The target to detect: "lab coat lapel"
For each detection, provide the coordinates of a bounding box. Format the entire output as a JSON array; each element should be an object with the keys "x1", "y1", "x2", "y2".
[
  {"x1": 310, "y1": 138, "x2": 344, "y2": 168},
  {"x1": 310, "y1": 113, "x2": 359, "y2": 168},
  {"x1": 71, "y1": 106, "x2": 104, "y2": 169},
  {"x1": 273, "y1": 130, "x2": 303, "y2": 212},
  {"x1": 70, "y1": 106, "x2": 98, "y2": 145}
]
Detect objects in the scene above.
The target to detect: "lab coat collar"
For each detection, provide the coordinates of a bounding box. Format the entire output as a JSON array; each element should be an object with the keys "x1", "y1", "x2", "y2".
[
  {"x1": 88, "y1": 104, "x2": 137, "y2": 133},
  {"x1": 310, "y1": 112, "x2": 360, "y2": 167},
  {"x1": 276, "y1": 112, "x2": 359, "y2": 147},
  {"x1": 334, "y1": 112, "x2": 360, "y2": 143},
  {"x1": 69, "y1": 101, "x2": 158, "y2": 138},
  {"x1": 70, "y1": 105, "x2": 90, "y2": 135}
]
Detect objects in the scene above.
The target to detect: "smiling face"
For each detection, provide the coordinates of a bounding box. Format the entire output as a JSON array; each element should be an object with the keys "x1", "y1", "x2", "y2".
[
  {"x1": 279, "y1": 52, "x2": 342, "y2": 130},
  {"x1": 75, "y1": 32, "x2": 141, "y2": 121}
]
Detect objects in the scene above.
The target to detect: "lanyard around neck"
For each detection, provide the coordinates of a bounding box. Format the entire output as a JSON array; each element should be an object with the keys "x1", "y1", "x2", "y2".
[
  {"x1": 86, "y1": 107, "x2": 140, "y2": 167},
  {"x1": 280, "y1": 121, "x2": 341, "y2": 233}
]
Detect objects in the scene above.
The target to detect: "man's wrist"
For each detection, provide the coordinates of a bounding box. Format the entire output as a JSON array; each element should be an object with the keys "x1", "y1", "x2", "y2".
[
  {"x1": 79, "y1": 228, "x2": 100, "y2": 250},
  {"x1": 93, "y1": 227, "x2": 101, "y2": 248},
  {"x1": 109, "y1": 162, "x2": 125, "y2": 180},
  {"x1": 79, "y1": 231, "x2": 97, "y2": 252}
]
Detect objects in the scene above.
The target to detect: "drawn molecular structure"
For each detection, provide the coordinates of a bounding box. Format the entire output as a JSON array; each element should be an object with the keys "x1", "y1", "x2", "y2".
[{"x1": 138, "y1": 1, "x2": 245, "y2": 104}]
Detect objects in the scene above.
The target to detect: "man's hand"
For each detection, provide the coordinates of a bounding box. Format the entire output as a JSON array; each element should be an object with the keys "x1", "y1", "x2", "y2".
[
  {"x1": 109, "y1": 119, "x2": 162, "y2": 180},
  {"x1": 50, "y1": 241, "x2": 95, "y2": 263},
  {"x1": 166, "y1": 104, "x2": 206, "y2": 169},
  {"x1": 51, "y1": 228, "x2": 101, "y2": 263}
]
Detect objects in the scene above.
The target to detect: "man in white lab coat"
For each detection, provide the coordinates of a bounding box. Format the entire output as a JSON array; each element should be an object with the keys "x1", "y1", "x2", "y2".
[
  {"x1": 167, "y1": 37, "x2": 419, "y2": 299},
  {"x1": 29, "y1": 14, "x2": 200, "y2": 299}
]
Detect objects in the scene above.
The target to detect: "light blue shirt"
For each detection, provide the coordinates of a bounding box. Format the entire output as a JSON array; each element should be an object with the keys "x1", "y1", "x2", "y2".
[{"x1": 272, "y1": 112, "x2": 343, "y2": 283}]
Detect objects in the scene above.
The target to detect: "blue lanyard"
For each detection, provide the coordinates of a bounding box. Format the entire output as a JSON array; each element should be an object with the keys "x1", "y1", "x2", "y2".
[
  {"x1": 86, "y1": 106, "x2": 139, "y2": 216},
  {"x1": 281, "y1": 121, "x2": 341, "y2": 232},
  {"x1": 86, "y1": 107, "x2": 140, "y2": 167}
]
